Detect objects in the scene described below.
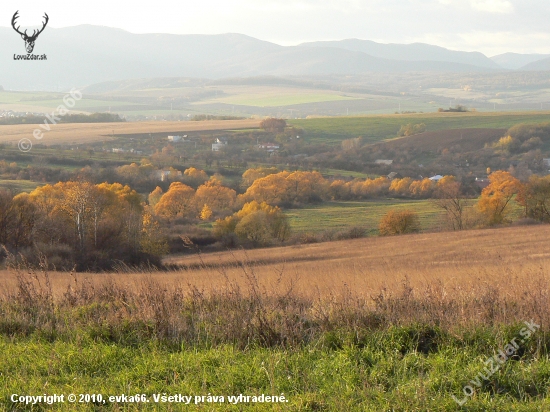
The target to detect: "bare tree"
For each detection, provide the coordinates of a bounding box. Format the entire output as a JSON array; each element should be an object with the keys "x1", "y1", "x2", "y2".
[{"x1": 433, "y1": 178, "x2": 465, "y2": 230}]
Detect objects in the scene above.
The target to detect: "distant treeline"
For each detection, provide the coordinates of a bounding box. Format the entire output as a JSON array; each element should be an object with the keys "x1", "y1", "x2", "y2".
[
  {"x1": 191, "y1": 115, "x2": 246, "y2": 121},
  {"x1": 0, "y1": 112, "x2": 125, "y2": 125},
  {"x1": 437, "y1": 105, "x2": 469, "y2": 113}
]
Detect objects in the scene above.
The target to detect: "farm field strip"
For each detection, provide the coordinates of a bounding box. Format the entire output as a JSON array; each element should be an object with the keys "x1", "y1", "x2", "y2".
[
  {"x1": 0, "y1": 119, "x2": 261, "y2": 145},
  {"x1": 3, "y1": 224, "x2": 549, "y2": 299},
  {"x1": 290, "y1": 112, "x2": 550, "y2": 145}
]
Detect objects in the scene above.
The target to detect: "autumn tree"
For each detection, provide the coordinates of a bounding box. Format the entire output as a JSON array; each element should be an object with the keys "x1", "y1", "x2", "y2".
[
  {"x1": 154, "y1": 182, "x2": 195, "y2": 218},
  {"x1": 26, "y1": 181, "x2": 157, "y2": 270},
  {"x1": 214, "y1": 201, "x2": 290, "y2": 243},
  {"x1": 241, "y1": 167, "x2": 279, "y2": 188},
  {"x1": 240, "y1": 170, "x2": 329, "y2": 206},
  {"x1": 433, "y1": 176, "x2": 465, "y2": 230},
  {"x1": 409, "y1": 178, "x2": 434, "y2": 198},
  {"x1": 148, "y1": 186, "x2": 164, "y2": 209},
  {"x1": 193, "y1": 178, "x2": 236, "y2": 214},
  {"x1": 379, "y1": 209, "x2": 420, "y2": 236},
  {"x1": 0, "y1": 190, "x2": 37, "y2": 252},
  {"x1": 389, "y1": 177, "x2": 413, "y2": 197},
  {"x1": 182, "y1": 167, "x2": 209, "y2": 188},
  {"x1": 516, "y1": 175, "x2": 550, "y2": 222},
  {"x1": 260, "y1": 118, "x2": 286, "y2": 133},
  {"x1": 476, "y1": 171, "x2": 521, "y2": 225},
  {"x1": 234, "y1": 211, "x2": 272, "y2": 245},
  {"x1": 140, "y1": 209, "x2": 168, "y2": 257},
  {"x1": 397, "y1": 123, "x2": 426, "y2": 137},
  {"x1": 199, "y1": 204, "x2": 213, "y2": 221}
]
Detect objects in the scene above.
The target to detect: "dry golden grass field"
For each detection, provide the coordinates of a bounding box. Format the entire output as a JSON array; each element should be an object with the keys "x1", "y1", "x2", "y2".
[
  {"x1": 2, "y1": 224, "x2": 549, "y2": 305},
  {"x1": 0, "y1": 119, "x2": 261, "y2": 145}
]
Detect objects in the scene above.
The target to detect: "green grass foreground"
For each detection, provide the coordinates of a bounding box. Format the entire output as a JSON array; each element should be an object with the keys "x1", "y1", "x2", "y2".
[{"x1": 2, "y1": 327, "x2": 550, "y2": 411}]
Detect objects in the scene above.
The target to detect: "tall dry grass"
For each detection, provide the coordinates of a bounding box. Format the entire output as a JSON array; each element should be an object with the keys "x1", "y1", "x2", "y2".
[{"x1": 1, "y1": 225, "x2": 550, "y2": 349}]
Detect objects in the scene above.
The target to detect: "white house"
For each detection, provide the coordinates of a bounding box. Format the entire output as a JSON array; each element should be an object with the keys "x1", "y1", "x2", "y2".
[
  {"x1": 212, "y1": 137, "x2": 228, "y2": 152},
  {"x1": 153, "y1": 169, "x2": 182, "y2": 182},
  {"x1": 168, "y1": 135, "x2": 182, "y2": 142},
  {"x1": 258, "y1": 143, "x2": 280, "y2": 152},
  {"x1": 429, "y1": 175, "x2": 444, "y2": 182},
  {"x1": 375, "y1": 159, "x2": 393, "y2": 165}
]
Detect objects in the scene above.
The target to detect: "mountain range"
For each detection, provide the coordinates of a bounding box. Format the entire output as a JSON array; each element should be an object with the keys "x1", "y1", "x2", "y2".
[{"x1": 0, "y1": 25, "x2": 549, "y2": 91}]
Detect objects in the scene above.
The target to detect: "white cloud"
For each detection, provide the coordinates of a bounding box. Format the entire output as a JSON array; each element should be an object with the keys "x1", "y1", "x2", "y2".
[{"x1": 470, "y1": 0, "x2": 514, "y2": 14}]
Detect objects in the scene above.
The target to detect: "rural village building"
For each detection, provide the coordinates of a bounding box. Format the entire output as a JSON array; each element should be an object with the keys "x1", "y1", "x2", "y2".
[{"x1": 212, "y1": 137, "x2": 228, "y2": 151}]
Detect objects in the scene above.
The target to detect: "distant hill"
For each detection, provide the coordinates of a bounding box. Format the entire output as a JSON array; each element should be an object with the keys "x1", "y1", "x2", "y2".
[
  {"x1": 0, "y1": 26, "x2": 504, "y2": 90},
  {"x1": 491, "y1": 53, "x2": 550, "y2": 70},
  {"x1": 520, "y1": 56, "x2": 550, "y2": 71},
  {"x1": 300, "y1": 39, "x2": 500, "y2": 69}
]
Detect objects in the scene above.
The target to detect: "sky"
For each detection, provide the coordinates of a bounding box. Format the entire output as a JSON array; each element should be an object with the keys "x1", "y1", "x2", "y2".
[{"x1": 2, "y1": 0, "x2": 550, "y2": 56}]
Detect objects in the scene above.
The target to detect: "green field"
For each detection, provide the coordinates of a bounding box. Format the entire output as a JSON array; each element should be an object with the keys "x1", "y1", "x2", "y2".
[
  {"x1": 0, "y1": 179, "x2": 42, "y2": 193},
  {"x1": 290, "y1": 112, "x2": 550, "y2": 145},
  {"x1": 287, "y1": 199, "x2": 445, "y2": 235},
  {"x1": 0, "y1": 91, "x2": 64, "y2": 104},
  {"x1": 202, "y1": 93, "x2": 359, "y2": 107}
]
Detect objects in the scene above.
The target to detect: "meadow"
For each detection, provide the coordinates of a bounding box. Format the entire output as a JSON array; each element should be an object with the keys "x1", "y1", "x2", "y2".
[
  {"x1": 0, "y1": 179, "x2": 41, "y2": 193},
  {"x1": 285, "y1": 199, "x2": 445, "y2": 235},
  {"x1": 290, "y1": 111, "x2": 550, "y2": 145},
  {"x1": 193, "y1": 86, "x2": 361, "y2": 107},
  {"x1": 2, "y1": 225, "x2": 550, "y2": 410}
]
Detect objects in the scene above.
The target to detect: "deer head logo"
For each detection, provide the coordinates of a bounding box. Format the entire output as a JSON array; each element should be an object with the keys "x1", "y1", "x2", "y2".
[{"x1": 11, "y1": 11, "x2": 49, "y2": 54}]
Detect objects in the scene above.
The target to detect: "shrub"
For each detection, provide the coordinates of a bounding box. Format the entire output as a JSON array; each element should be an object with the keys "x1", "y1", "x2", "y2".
[
  {"x1": 235, "y1": 211, "x2": 272, "y2": 246},
  {"x1": 336, "y1": 226, "x2": 367, "y2": 240},
  {"x1": 379, "y1": 210, "x2": 420, "y2": 236}
]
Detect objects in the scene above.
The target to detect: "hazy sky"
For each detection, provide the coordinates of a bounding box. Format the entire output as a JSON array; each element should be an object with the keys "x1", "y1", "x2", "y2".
[{"x1": 3, "y1": 0, "x2": 550, "y2": 56}]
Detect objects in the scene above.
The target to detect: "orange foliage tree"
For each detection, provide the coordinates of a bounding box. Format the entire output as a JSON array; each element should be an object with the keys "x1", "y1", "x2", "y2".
[
  {"x1": 154, "y1": 182, "x2": 195, "y2": 218},
  {"x1": 193, "y1": 178, "x2": 237, "y2": 215},
  {"x1": 379, "y1": 209, "x2": 420, "y2": 236},
  {"x1": 476, "y1": 171, "x2": 521, "y2": 225},
  {"x1": 214, "y1": 200, "x2": 290, "y2": 243}
]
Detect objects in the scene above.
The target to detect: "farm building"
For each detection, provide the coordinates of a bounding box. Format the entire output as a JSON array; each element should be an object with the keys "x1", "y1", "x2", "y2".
[
  {"x1": 258, "y1": 143, "x2": 280, "y2": 152},
  {"x1": 475, "y1": 177, "x2": 490, "y2": 189},
  {"x1": 153, "y1": 169, "x2": 182, "y2": 182},
  {"x1": 212, "y1": 137, "x2": 228, "y2": 151}
]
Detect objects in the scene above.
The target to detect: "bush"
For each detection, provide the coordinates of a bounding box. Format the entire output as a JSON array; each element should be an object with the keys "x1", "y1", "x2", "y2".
[
  {"x1": 336, "y1": 226, "x2": 367, "y2": 240},
  {"x1": 297, "y1": 233, "x2": 319, "y2": 244},
  {"x1": 235, "y1": 211, "x2": 273, "y2": 246},
  {"x1": 379, "y1": 210, "x2": 420, "y2": 236}
]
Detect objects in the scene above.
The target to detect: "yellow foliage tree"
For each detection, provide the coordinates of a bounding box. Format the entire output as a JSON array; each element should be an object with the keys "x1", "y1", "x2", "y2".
[
  {"x1": 148, "y1": 186, "x2": 164, "y2": 209},
  {"x1": 182, "y1": 167, "x2": 209, "y2": 187},
  {"x1": 140, "y1": 209, "x2": 168, "y2": 257},
  {"x1": 193, "y1": 179, "x2": 236, "y2": 213},
  {"x1": 379, "y1": 209, "x2": 420, "y2": 236},
  {"x1": 240, "y1": 170, "x2": 329, "y2": 205},
  {"x1": 241, "y1": 167, "x2": 279, "y2": 188},
  {"x1": 214, "y1": 200, "x2": 290, "y2": 242},
  {"x1": 389, "y1": 177, "x2": 413, "y2": 197},
  {"x1": 154, "y1": 182, "x2": 195, "y2": 218},
  {"x1": 476, "y1": 171, "x2": 521, "y2": 225},
  {"x1": 200, "y1": 204, "x2": 213, "y2": 221},
  {"x1": 409, "y1": 178, "x2": 434, "y2": 198}
]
